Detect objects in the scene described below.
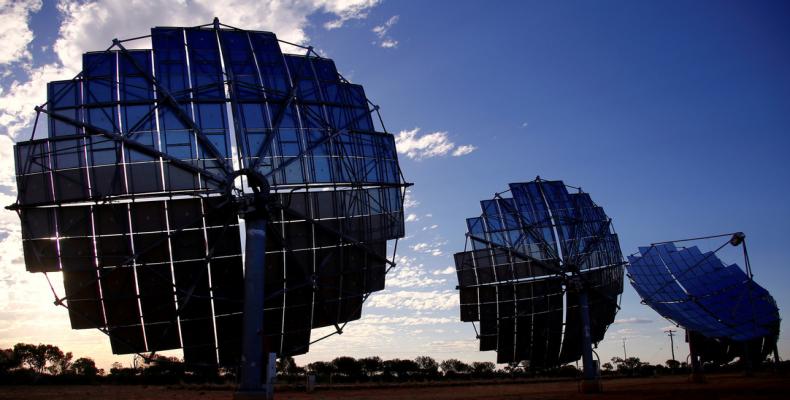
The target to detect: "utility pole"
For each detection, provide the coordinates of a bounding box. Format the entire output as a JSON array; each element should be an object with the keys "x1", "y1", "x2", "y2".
[
  {"x1": 666, "y1": 330, "x2": 676, "y2": 363},
  {"x1": 622, "y1": 337, "x2": 628, "y2": 360}
]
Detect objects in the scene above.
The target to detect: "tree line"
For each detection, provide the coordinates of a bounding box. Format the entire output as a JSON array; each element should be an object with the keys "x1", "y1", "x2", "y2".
[{"x1": 2, "y1": 342, "x2": 784, "y2": 386}]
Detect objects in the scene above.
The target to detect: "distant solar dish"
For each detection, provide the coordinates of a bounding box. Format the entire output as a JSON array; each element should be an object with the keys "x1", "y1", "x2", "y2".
[
  {"x1": 453, "y1": 177, "x2": 624, "y2": 390},
  {"x1": 9, "y1": 18, "x2": 408, "y2": 396},
  {"x1": 627, "y1": 234, "x2": 780, "y2": 369}
]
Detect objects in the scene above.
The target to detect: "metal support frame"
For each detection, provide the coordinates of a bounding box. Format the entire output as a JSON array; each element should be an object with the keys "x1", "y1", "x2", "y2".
[
  {"x1": 13, "y1": 21, "x2": 412, "y2": 397},
  {"x1": 459, "y1": 179, "x2": 623, "y2": 386},
  {"x1": 238, "y1": 215, "x2": 271, "y2": 398},
  {"x1": 576, "y1": 282, "x2": 601, "y2": 393},
  {"x1": 687, "y1": 330, "x2": 705, "y2": 383}
]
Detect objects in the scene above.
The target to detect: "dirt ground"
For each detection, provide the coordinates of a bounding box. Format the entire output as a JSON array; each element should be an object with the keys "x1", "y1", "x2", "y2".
[{"x1": 1, "y1": 373, "x2": 787, "y2": 400}]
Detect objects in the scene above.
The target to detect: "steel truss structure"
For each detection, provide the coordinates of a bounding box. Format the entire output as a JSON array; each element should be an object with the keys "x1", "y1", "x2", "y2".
[
  {"x1": 10, "y1": 19, "x2": 409, "y2": 391},
  {"x1": 453, "y1": 178, "x2": 624, "y2": 386}
]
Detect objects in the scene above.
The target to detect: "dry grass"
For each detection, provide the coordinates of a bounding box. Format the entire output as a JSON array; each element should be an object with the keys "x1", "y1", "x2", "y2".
[{"x1": 0, "y1": 372, "x2": 787, "y2": 400}]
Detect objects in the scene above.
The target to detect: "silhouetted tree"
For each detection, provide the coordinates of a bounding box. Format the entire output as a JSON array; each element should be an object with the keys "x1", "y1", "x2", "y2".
[
  {"x1": 440, "y1": 358, "x2": 471, "y2": 375},
  {"x1": 665, "y1": 359, "x2": 680, "y2": 369},
  {"x1": 332, "y1": 356, "x2": 362, "y2": 380},
  {"x1": 383, "y1": 358, "x2": 420, "y2": 380},
  {"x1": 503, "y1": 361, "x2": 522, "y2": 377},
  {"x1": 140, "y1": 354, "x2": 185, "y2": 382},
  {"x1": 49, "y1": 351, "x2": 73, "y2": 375},
  {"x1": 414, "y1": 356, "x2": 439, "y2": 377},
  {"x1": 359, "y1": 356, "x2": 383, "y2": 378},
  {"x1": 602, "y1": 362, "x2": 614, "y2": 372},
  {"x1": 471, "y1": 361, "x2": 495, "y2": 377},
  {"x1": 13, "y1": 343, "x2": 67, "y2": 374},
  {"x1": 611, "y1": 356, "x2": 643, "y2": 375},
  {"x1": 277, "y1": 356, "x2": 300, "y2": 375},
  {"x1": 71, "y1": 357, "x2": 102, "y2": 377},
  {"x1": 0, "y1": 348, "x2": 20, "y2": 374},
  {"x1": 307, "y1": 361, "x2": 335, "y2": 380}
]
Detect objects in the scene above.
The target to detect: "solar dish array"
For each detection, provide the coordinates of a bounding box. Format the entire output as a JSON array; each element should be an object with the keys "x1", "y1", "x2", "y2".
[
  {"x1": 454, "y1": 180, "x2": 623, "y2": 366},
  {"x1": 627, "y1": 243, "x2": 780, "y2": 342},
  {"x1": 14, "y1": 25, "x2": 405, "y2": 367}
]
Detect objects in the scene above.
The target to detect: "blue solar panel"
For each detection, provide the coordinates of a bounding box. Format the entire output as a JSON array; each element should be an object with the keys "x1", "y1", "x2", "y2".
[
  {"x1": 454, "y1": 179, "x2": 624, "y2": 366},
  {"x1": 627, "y1": 243, "x2": 780, "y2": 341},
  {"x1": 12, "y1": 23, "x2": 407, "y2": 368}
]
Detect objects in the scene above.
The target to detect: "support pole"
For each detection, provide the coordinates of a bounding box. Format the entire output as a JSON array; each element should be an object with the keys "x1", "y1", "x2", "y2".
[
  {"x1": 578, "y1": 289, "x2": 601, "y2": 393},
  {"x1": 234, "y1": 170, "x2": 273, "y2": 400},
  {"x1": 773, "y1": 341, "x2": 781, "y2": 365},
  {"x1": 667, "y1": 329, "x2": 676, "y2": 366},
  {"x1": 687, "y1": 330, "x2": 705, "y2": 383},
  {"x1": 236, "y1": 215, "x2": 273, "y2": 399},
  {"x1": 742, "y1": 341, "x2": 754, "y2": 377}
]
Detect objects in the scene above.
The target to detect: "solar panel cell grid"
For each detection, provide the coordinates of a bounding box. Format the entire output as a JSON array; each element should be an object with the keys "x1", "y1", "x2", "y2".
[
  {"x1": 12, "y1": 22, "x2": 406, "y2": 367},
  {"x1": 628, "y1": 243, "x2": 780, "y2": 342},
  {"x1": 455, "y1": 180, "x2": 623, "y2": 367}
]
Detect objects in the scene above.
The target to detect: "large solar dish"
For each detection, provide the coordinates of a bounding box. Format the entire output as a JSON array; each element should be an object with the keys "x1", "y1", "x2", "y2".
[
  {"x1": 627, "y1": 238, "x2": 780, "y2": 360},
  {"x1": 11, "y1": 19, "x2": 407, "y2": 380},
  {"x1": 453, "y1": 178, "x2": 624, "y2": 372}
]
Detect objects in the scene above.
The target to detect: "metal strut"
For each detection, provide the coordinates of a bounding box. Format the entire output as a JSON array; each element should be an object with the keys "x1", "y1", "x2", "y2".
[{"x1": 233, "y1": 169, "x2": 275, "y2": 399}]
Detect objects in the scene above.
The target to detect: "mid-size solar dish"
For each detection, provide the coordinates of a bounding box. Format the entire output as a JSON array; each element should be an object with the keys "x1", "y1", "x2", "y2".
[
  {"x1": 10, "y1": 18, "x2": 407, "y2": 396},
  {"x1": 453, "y1": 178, "x2": 623, "y2": 387},
  {"x1": 627, "y1": 235, "x2": 780, "y2": 363}
]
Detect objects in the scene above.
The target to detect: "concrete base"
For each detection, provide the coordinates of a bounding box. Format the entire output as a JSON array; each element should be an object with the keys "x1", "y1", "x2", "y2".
[
  {"x1": 233, "y1": 390, "x2": 272, "y2": 400},
  {"x1": 689, "y1": 372, "x2": 706, "y2": 383},
  {"x1": 580, "y1": 379, "x2": 602, "y2": 393}
]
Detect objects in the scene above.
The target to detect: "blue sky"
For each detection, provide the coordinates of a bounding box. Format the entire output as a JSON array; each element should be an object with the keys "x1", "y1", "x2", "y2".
[{"x1": 0, "y1": 0, "x2": 788, "y2": 369}]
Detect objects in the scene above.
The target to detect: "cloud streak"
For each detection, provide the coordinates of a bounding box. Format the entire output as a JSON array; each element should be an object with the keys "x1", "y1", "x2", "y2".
[
  {"x1": 395, "y1": 128, "x2": 477, "y2": 159},
  {"x1": 372, "y1": 15, "x2": 399, "y2": 48}
]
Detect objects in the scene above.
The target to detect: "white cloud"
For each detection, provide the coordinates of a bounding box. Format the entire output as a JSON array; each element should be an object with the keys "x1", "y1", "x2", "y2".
[
  {"x1": 0, "y1": 0, "x2": 383, "y2": 141},
  {"x1": 372, "y1": 15, "x2": 399, "y2": 48},
  {"x1": 521, "y1": 122, "x2": 528, "y2": 128},
  {"x1": 420, "y1": 224, "x2": 438, "y2": 231},
  {"x1": 379, "y1": 38, "x2": 398, "y2": 48},
  {"x1": 410, "y1": 240, "x2": 446, "y2": 257},
  {"x1": 432, "y1": 266, "x2": 456, "y2": 276},
  {"x1": 367, "y1": 290, "x2": 457, "y2": 311},
  {"x1": 613, "y1": 317, "x2": 653, "y2": 325},
  {"x1": 322, "y1": 0, "x2": 380, "y2": 30},
  {"x1": 405, "y1": 213, "x2": 419, "y2": 222},
  {"x1": 387, "y1": 255, "x2": 446, "y2": 288},
  {"x1": 372, "y1": 15, "x2": 398, "y2": 38},
  {"x1": 362, "y1": 314, "x2": 454, "y2": 326},
  {"x1": 451, "y1": 144, "x2": 477, "y2": 156},
  {"x1": 403, "y1": 190, "x2": 419, "y2": 209},
  {"x1": 395, "y1": 127, "x2": 477, "y2": 159},
  {"x1": 0, "y1": 0, "x2": 42, "y2": 65}
]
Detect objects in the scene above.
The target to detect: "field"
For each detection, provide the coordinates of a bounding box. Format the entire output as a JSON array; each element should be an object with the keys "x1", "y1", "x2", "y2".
[{"x1": 0, "y1": 373, "x2": 787, "y2": 400}]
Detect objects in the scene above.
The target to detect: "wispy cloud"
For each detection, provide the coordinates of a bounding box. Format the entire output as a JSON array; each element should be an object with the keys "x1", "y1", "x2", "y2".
[
  {"x1": 387, "y1": 255, "x2": 446, "y2": 288},
  {"x1": 432, "y1": 266, "x2": 456, "y2": 276},
  {"x1": 323, "y1": 0, "x2": 381, "y2": 30},
  {"x1": 0, "y1": 0, "x2": 384, "y2": 141},
  {"x1": 0, "y1": 0, "x2": 42, "y2": 66},
  {"x1": 452, "y1": 144, "x2": 477, "y2": 156},
  {"x1": 395, "y1": 128, "x2": 477, "y2": 159},
  {"x1": 380, "y1": 39, "x2": 398, "y2": 48},
  {"x1": 372, "y1": 15, "x2": 399, "y2": 48},
  {"x1": 403, "y1": 189, "x2": 419, "y2": 210},
  {"x1": 410, "y1": 241, "x2": 445, "y2": 257},
  {"x1": 367, "y1": 290, "x2": 457, "y2": 311},
  {"x1": 613, "y1": 317, "x2": 653, "y2": 324}
]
